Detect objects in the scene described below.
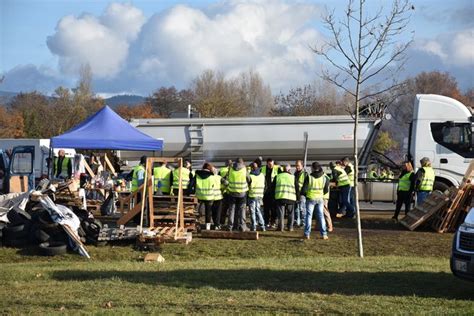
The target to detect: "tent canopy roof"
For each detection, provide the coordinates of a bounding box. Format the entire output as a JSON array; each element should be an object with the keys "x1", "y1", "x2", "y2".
[{"x1": 51, "y1": 106, "x2": 163, "y2": 151}]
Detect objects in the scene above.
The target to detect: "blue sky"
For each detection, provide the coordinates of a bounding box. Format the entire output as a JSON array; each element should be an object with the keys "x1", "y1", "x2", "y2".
[{"x1": 1, "y1": 0, "x2": 473, "y2": 95}]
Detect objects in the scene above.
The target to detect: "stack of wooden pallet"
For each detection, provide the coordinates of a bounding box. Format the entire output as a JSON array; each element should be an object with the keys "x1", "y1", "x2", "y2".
[
  {"x1": 151, "y1": 195, "x2": 198, "y2": 232},
  {"x1": 400, "y1": 161, "x2": 473, "y2": 232}
]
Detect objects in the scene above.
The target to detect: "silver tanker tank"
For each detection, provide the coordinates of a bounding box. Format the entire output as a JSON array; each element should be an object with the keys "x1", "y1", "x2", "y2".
[{"x1": 119, "y1": 115, "x2": 381, "y2": 167}]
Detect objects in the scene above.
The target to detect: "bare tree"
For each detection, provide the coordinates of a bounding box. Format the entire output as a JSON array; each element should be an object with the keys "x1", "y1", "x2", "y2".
[{"x1": 312, "y1": 0, "x2": 413, "y2": 257}]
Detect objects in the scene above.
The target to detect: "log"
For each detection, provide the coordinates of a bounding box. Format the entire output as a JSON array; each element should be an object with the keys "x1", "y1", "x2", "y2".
[{"x1": 200, "y1": 230, "x2": 259, "y2": 240}]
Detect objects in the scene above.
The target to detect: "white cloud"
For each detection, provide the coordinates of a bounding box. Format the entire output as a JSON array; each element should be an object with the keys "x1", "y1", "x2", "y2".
[
  {"x1": 414, "y1": 28, "x2": 474, "y2": 67},
  {"x1": 46, "y1": 3, "x2": 146, "y2": 79},
  {"x1": 44, "y1": 0, "x2": 322, "y2": 94}
]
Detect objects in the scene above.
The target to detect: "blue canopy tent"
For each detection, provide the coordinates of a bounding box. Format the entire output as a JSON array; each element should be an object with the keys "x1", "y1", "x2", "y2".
[{"x1": 51, "y1": 106, "x2": 163, "y2": 151}]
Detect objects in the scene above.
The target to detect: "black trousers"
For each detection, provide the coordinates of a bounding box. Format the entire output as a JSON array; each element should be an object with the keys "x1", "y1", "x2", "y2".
[
  {"x1": 276, "y1": 200, "x2": 294, "y2": 231},
  {"x1": 263, "y1": 193, "x2": 275, "y2": 225},
  {"x1": 220, "y1": 193, "x2": 231, "y2": 225},
  {"x1": 198, "y1": 200, "x2": 213, "y2": 224},
  {"x1": 212, "y1": 199, "x2": 222, "y2": 226},
  {"x1": 228, "y1": 195, "x2": 247, "y2": 231},
  {"x1": 394, "y1": 190, "x2": 412, "y2": 218}
]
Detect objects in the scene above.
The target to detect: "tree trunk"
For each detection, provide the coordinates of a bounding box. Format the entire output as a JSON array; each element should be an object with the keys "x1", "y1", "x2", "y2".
[{"x1": 354, "y1": 82, "x2": 364, "y2": 258}]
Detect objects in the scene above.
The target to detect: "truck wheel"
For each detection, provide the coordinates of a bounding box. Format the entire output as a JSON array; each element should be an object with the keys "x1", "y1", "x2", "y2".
[{"x1": 434, "y1": 181, "x2": 450, "y2": 194}]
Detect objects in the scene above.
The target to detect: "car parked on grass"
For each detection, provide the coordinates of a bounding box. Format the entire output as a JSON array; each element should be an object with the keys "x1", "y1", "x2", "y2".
[{"x1": 451, "y1": 207, "x2": 474, "y2": 281}]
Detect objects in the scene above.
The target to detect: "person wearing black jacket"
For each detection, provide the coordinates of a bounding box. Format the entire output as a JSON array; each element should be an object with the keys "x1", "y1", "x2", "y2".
[
  {"x1": 301, "y1": 162, "x2": 330, "y2": 239},
  {"x1": 191, "y1": 163, "x2": 215, "y2": 230}
]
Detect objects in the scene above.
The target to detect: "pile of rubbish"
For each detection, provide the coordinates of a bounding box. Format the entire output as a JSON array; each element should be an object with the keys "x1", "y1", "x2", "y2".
[{"x1": 0, "y1": 181, "x2": 104, "y2": 258}]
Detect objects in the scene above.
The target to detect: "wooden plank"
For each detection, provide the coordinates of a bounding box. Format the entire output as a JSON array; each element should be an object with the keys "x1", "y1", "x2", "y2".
[
  {"x1": 103, "y1": 154, "x2": 117, "y2": 177},
  {"x1": 200, "y1": 230, "x2": 259, "y2": 240},
  {"x1": 400, "y1": 191, "x2": 450, "y2": 231},
  {"x1": 83, "y1": 160, "x2": 95, "y2": 178},
  {"x1": 117, "y1": 202, "x2": 142, "y2": 226}
]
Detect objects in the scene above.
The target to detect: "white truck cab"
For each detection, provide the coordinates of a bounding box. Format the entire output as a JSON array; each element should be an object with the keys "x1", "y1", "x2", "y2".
[
  {"x1": 451, "y1": 207, "x2": 474, "y2": 281},
  {"x1": 410, "y1": 94, "x2": 473, "y2": 191}
]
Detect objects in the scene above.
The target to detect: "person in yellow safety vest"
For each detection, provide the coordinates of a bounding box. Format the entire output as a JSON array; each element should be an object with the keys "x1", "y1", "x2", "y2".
[
  {"x1": 153, "y1": 162, "x2": 171, "y2": 195},
  {"x1": 330, "y1": 161, "x2": 355, "y2": 219},
  {"x1": 323, "y1": 173, "x2": 333, "y2": 232},
  {"x1": 261, "y1": 158, "x2": 280, "y2": 228},
  {"x1": 270, "y1": 163, "x2": 296, "y2": 232},
  {"x1": 218, "y1": 159, "x2": 232, "y2": 226},
  {"x1": 293, "y1": 160, "x2": 307, "y2": 227},
  {"x1": 392, "y1": 163, "x2": 415, "y2": 221},
  {"x1": 131, "y1": 156, "x2": 147, "y2": 192},
  {"x1": 341, "y1": 157, "x2": 355, "y2": 217},
  {"x1": 248, "y1": 162, "x2": 266, "y2": 231},
  {"x1": 301, "y1": 162, "x2": 330, "y2": 240},
  {"x1": 368, "y1": 168, "x2": 378, "y2": 180},
  {"x1": 192, "y1": 162, "x2": 215, "y2": 230},
  {"x1": 226, "y1": 157, "x2": 251, "y2": 231},
  {"x1": 172, "y1": 159, "x2": 193, "y2": 196},
  {"x1": 211, "y1": 166, "x2": 224, "y2": 230},
  {"x1": 53, "y1": 149, "x2": 72, "y2": 179},
  {"x1": 415, "y1": 157, "x2": 435, "y2": 206}
]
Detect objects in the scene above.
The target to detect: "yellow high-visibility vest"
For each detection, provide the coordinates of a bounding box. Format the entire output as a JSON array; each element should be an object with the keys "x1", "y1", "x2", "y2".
[
  {"x1": 131, "y1": 165, "x2": 145, "y2": 192},
  {"x1": 153, "y1": 165, "x2": 171, "y2": 193},
  {"x1": 419, "y1": 167, "x2": 435, "y2": 191},
  {"x1": 195, "y1": 175, "x2": 214, "y2": 201},
  {"x1": 334, "y1": 166, "x2": 350, "y2": 187},
  {"x1": 306, "y1": 174, "x2": 325, "y2": 200},
  {"x1": 172, "y1": 167, "x2": 190, "y2": 190},
  {"x1": 274, "y1": 172, "x2": 296, "y2": 201},
  {"x1": 249, "y1": 173, "x2": 265, "y2": 199},
  {"x1": 227, "y1": 168, "x2": 248, "y2": 193}
]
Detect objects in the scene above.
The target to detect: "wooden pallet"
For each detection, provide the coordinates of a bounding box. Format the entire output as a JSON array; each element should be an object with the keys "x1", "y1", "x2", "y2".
[
  {"x1": 400, "y1": 190, "x2": 450, "y2": 231},
  {"x1": 138, "y1": 226, "x2": 192, "y2": 244},
  {"x1": 431, "y1": 185, "x2": 471, "y2": 233},
  {"x1": 98, "y1": 225, "x2": 140, "y2": 241}
]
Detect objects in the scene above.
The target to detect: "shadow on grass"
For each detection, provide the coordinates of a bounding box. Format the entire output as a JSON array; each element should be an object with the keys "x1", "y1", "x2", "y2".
[{"x1": 52, "y1": 269, "x2": 473, "y2": 300}]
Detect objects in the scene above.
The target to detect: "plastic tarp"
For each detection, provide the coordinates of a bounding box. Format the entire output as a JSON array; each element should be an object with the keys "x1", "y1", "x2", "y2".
[{"x1": 51, "y1": 106, "x2": 163, "y2": 151}]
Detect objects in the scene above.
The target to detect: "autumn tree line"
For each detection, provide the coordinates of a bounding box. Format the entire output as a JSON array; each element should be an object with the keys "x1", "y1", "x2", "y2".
[{"x1": 0, "y1": 68, "x2": 472, "y2": 156}]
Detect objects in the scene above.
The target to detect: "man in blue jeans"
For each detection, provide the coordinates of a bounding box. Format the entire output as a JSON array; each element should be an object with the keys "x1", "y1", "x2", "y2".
[
  {"x1": 301, "y1": 162, "x2": 330, "y2": 240},
  {"x1": 247, "y1": 162, "x2": 266, "y2": 231},
  {"x1": 293, "y1": 160, "x2": 307, "y2": 227},
  {"x1": 330, "y1": 161, "x2": 355, "y2": 219}
]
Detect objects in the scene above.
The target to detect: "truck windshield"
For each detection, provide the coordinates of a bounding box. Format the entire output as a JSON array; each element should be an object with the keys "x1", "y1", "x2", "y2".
[{"x1": 431, "y1": 122, "x2": 474, "y2": 158}]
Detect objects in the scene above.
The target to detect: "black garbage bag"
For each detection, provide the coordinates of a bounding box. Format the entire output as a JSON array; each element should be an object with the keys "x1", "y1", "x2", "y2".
[{"x1": 100, "y1": 191, "x2": 116, "y2": 216}]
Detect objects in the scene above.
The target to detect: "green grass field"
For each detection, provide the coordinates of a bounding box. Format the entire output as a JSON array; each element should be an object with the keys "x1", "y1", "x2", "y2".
[{"x1": 1, "y1": 211, "x2": 473, "y2": 314}]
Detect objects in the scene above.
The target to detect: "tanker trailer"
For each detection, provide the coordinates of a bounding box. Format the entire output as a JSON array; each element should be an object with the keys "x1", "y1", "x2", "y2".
[{"x1": 119, "y1": 115, "x2": 381, "y2": 168}]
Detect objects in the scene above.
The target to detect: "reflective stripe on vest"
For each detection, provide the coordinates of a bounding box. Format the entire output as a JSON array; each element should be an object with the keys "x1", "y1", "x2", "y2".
[
  {"x1": 347, "y1": 163, "x2": 355, "y2": 187},
  {"x1": 213, "y1": 175, "x2": 223, "y2": 200},
  {"x1": 153, "y1": 166, "x2": 171, "y2": 193},
  {"x1": 54, "y1": 157, "x2": 70, "y2": 178},
  {"x1": 323, "y1": 174, "x2": 330, "y2": 200},
  {"x1": 131, "y1": 165, "x2": 145, "y2": 192},
  {"x1": 335, "y1": 166, "x2": 350, "y2": 187},
  {"x1": 398, "y1": 172, "x2": 412, "y2": 191},
  {"x1": 261, "y1": 165, "x2": 279, "y2": 181},
  {"x1": 228, "y1": 168, "x2": 248, "y2": 193},
  {"x1": 195, "y1": 175, "x2": 214, "y2": 201},
  {"x1": 249, "y1": 173, "x2": 265, "y2": 199},
  {"x1": 172, "y1": 167, "x2": 190, "y2": 189},
  {"x1": 419, "y1": 167, "x2": 435, "y2": 191},
  {"x1": 306, "y1": 174, "x2": 325, "y2": 200},
  {"x1": 275, "y1": 173, "x2": 296, "y2": 201}
]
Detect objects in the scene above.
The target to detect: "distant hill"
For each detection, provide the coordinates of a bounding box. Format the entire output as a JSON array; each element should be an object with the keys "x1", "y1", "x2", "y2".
[
  {"x1": 104, "y1": 95, "x2": 146, "y2": 107},
  {"x1": 0, "y1": 90, "x2": 145, "y2": 107}
]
